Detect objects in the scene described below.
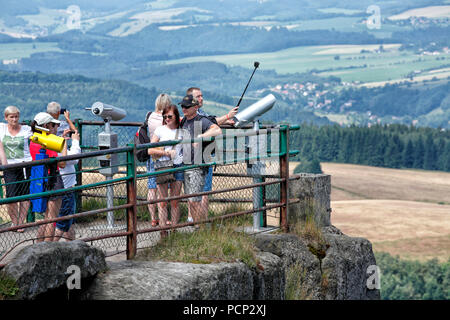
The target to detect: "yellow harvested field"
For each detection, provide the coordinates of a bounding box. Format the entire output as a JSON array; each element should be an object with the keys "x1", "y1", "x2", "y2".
[
  {"x1": 331, "y1": 200, "x2": 450, "y2": 242},
  {"x1": 320, "y1": 162, "x2": 450, "y2": 203},
  {"x1": 389, "y1": 6, "x2": 450, "y2": 20},
  {"x1": 290, "y1": 162, "x2": 450, "y2": 261}
]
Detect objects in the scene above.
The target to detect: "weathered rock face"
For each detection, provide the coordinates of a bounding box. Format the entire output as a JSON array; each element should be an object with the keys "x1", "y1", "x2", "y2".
[
  {"x1": 321, "y1": 226, "x2": 380, "y2": 300},
  {"x1": 255, "y1": 227, "x2": 381, "y2": 300},
  {"x1": 82, "y1": 251, "x2": 284, "y2": 300},
  {"x1": 289, "y1": 174, "x2": 331, "y2": 227},
  {"x1": 2, "y1": 240, "x2": 107, "y2": 300}
]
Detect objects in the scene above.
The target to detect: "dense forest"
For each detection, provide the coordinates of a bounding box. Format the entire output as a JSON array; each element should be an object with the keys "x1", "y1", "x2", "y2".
[
  {"x1": 290, "y1": 123, "x2": 450, "y2": 172},
  {"x1": 375, "y1": 252, "x2": 449, "y2": 300},
  {"x1": 0, "y1": 70, "x2": 160, "y2": 122}
]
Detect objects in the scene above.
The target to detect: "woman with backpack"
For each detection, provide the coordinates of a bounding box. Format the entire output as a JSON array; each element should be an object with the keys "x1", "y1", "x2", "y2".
[
  {"x1": 148, "y1": 104, "x2": 184, "y2": 235},
  {"x1": 146, "y1": 94, "x2": 172, "y2": 227}
]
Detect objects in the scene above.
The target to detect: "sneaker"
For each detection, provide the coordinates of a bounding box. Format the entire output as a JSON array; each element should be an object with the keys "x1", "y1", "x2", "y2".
[{"x1": 187, "y1": 217, "x2": 193, "y2": 223}]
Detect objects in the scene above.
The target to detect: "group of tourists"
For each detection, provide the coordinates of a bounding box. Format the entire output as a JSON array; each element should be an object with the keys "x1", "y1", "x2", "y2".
[
  {"x1": 145, "y1": 88, "x2": 238, "y2": 236},
  {"x1": 0, "y1": 102, "x2": 79, "y2": 240},
  {"x1": 0, "y1": 87, "x2": 238, "y2": 239}
]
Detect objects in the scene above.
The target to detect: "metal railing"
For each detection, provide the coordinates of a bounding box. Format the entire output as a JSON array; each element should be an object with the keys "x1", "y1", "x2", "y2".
[{"x1": 0, "y1": 120, "x2": 299, "y2": 267}]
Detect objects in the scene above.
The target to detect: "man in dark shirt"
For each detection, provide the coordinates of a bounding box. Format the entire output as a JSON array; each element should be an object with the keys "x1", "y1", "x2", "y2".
[
  {"x1": 186, "y1": 87, "x2": 238, "y2": 222},
  {"x1": 179, "y1": 94, "x2": 222, "y2": 223}
]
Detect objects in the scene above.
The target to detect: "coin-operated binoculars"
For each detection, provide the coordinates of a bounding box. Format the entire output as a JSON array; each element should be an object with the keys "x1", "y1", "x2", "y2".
[
  {"x1": 232, "y1": 94, "x2": 276, "y2": 232},
  {"x1": 86, "y1": 102, "x2": 127, "y2": 230}
]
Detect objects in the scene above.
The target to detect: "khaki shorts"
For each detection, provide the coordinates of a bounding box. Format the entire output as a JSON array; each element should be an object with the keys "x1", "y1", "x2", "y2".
[{"x1": 183, "y1": 167, "x2": 207, "y2": 202}]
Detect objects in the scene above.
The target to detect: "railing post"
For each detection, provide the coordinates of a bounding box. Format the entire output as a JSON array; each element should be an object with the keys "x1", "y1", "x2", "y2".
[
  {"x1": 126, "y1": 144, "x2": 138, "y2": 260},
  {"x1": 280, "y1": 125, "x2": 290, "y2": 232},
  {"x1": 75, "y1": 119, "x2": 83, "y2": 213}
]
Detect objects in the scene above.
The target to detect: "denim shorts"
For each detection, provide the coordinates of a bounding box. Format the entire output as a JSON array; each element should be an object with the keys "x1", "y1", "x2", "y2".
[
  {"x1": 56, "y1": 192, "x2": 75, "y2": 232},
  {"x1": 146, "y1": 158, "x2": 157, "y2": 189},
  {"x1": 203, "y1": 166, "x2": 213, "y2": 192},
  {"x1": 172, "y1": 163, "x2": 185, "y2": 182}
]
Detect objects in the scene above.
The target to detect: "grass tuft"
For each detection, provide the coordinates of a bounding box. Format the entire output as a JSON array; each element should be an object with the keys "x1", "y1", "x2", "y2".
[
  {"x1": 0, "y1": 272, "x2": 19, "y2": 300},
  {"x1": 136, "y1": 217, "x2": 259, "y2": 269}
]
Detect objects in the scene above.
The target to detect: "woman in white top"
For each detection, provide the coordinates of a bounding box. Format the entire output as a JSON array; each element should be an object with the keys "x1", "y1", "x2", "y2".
[
  {"x1": 146, "y1": 93, "x2": 171, "y2": 227},
  {"x1": 0, "y1": 106, "x2": 33, "y2": 232},
  {"x1": 148, "y1": 104, "x2": 184, "y2": 231}
]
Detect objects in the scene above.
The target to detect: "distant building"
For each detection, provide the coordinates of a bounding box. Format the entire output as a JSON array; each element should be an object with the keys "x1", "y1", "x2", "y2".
[{"x1": 2, "y1": 59, "x2": 18, "y2": 65}]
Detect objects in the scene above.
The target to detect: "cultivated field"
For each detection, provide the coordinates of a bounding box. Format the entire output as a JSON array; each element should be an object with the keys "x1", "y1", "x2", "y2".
[
  {"x1": 388, "y1": 5, "x2": 450, "y2": 20},
  {"x1": 164, "y1": 44, "x2": 450, "y2": 84},
  {"x1": 290, "y1": 162, "x2": 450, "y2": 262}
]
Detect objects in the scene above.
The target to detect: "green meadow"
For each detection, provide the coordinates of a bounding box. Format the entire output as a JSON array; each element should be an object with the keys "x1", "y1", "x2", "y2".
[
  {"x1": 164, "y1": 44, "x2": 450, "y2": 84},
  {"x1": 0, "y1": 42, "x2": 61, "y2": 60}
]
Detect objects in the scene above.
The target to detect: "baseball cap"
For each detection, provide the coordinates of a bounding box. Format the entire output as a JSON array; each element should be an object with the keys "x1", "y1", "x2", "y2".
[
  {"x1": 34, "y1": 112, "x2": 61, "y2": 126},
  {"x1": 178, "y1": 94, "x2": 199, "y2": 108}
]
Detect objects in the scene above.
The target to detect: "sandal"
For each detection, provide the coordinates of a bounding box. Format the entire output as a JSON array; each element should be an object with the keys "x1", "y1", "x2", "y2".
[{"x1": 151, "y1": 219, "x2": 159, "y2": 227}]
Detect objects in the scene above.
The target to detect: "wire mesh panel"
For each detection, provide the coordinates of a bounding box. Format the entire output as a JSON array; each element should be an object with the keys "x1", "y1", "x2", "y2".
[{"x1": 0, "y1": 122, "x2": 295, "y2": 264}]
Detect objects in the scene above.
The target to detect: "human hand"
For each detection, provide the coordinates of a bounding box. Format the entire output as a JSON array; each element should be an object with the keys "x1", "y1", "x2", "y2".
[
  {"x1": 228, "y1": 106, "x2": 239, "y2": 118},
  {"x1": 167, "y1": 149, "x2": 176, "y2": 159},
  {"x1": 71, "y1": 130, "x2": 80, "y2": 141},
  {"x1": 64, "y1": 110, "x2": 71, "y2": 121}
]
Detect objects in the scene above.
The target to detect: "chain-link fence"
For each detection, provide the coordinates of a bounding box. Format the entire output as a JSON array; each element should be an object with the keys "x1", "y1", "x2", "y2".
[{"x1": 0, "y1": 120, "x2": 297, "y2": 266}]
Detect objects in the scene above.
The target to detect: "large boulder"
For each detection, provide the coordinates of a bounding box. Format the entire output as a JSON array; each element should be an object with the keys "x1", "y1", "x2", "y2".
[
  {"x1": 255, "y1": 227, "x2": 380, "y2": 300},
  {"x1": 82, "y1": 251, "x2": 284, "y2": 300},
  {"x1": 2, "y1": 241, "x2": 107, "y2": 300}
]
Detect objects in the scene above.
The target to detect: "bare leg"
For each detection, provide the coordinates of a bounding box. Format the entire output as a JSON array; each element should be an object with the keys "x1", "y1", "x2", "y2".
[
  {"x1": 201, "y1": 195, "x2": 209, "y2": 220},
  {"x1": 157, "y1": 184, "x2": 169, "y2": 226},
  {"x1": 7, "y1": 203, "x2": 18, "y2": 226},
  {"x1": 189, "y1": 201, "x2": 205, "y2": 223},
  {"x1": 170, "y1": 181, "x2": 182, "y2": 225},
  {"x1": 40, "y1": 199, "x2": 62, "y2": 242},
  {"x1": 17, "y1": 201, "x2": 30, "y2": 230},
  {"x1": 147, "y1": 188, "x2": 158, "y2": 222}
]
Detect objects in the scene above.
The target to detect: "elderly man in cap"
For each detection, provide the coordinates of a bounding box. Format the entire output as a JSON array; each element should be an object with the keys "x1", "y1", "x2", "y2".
[{"x1": 179, "y1": 94, "x2": 222, "y2": 224}]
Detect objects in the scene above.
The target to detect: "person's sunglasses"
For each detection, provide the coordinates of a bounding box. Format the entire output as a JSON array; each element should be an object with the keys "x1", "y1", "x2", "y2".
[
  {"x1": 181, "y1": 105, "x2": 193, "y2": 109},
  {"x1": 49, "y1": 123, "x2": 59, "y2": 127},
  {"x1": 163, "y1": 115, "x2": 173, "y2": 120}
]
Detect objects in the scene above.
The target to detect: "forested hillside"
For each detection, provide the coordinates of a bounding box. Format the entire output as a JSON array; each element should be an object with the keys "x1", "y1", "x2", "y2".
[
  {"x1": 290, "y1": 123, "x2": 450, "y2": 172},
  {"x1": 0, "y1": 71, "x2": 159, "y2": 121}
]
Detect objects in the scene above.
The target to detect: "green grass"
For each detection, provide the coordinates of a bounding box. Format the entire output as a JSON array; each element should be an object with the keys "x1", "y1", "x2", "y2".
[
  {"x1": 136, "y1": 217, "x2": 259, "y2": 268},
  {"x1": 0, "y1": 42, "x2": 61, "y2": 60},
  {"x1": 0, "y1": 272, "x2": 19, "y2": 300}
]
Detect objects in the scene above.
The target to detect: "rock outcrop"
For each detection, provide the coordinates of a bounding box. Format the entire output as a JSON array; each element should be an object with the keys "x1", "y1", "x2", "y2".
[
  {"x1": 1, "y1": 240, "x2": 107, "y2": 299},
  {"x1": 82, "y1": 251, "x2": 284, "y2": 300},
  {"x1": 2, "y1": 174, "x2": 380, "y2": 300}
]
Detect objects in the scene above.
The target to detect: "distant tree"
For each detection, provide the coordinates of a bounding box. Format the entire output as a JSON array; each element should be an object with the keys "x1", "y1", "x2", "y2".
[{"x1": 402, "y1": 139, "x2": 415, "y2": 168}]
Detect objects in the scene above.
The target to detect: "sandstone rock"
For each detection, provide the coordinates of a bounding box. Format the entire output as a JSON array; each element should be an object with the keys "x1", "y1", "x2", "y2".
[
  {"x1": 255, "y1": 228, "x2": 380, "y2": 300},
  {"x1": 289, "y1": 174, "x2": 332, "y2": 227},
  {"x1": 2, "y1": 241, "x2": 107, "y2": 300},
  {"x1": 84, "y1": 251, "x2": 285, "y2": 300}
]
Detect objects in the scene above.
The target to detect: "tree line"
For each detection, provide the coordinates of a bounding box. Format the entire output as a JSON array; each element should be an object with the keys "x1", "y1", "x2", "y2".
[
  {"x1": 375, "y1": 252, "x2": 449, "y2": 300},
  {"x1": 290, "y1": 123, "x2": 450, "y2": 172}
]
